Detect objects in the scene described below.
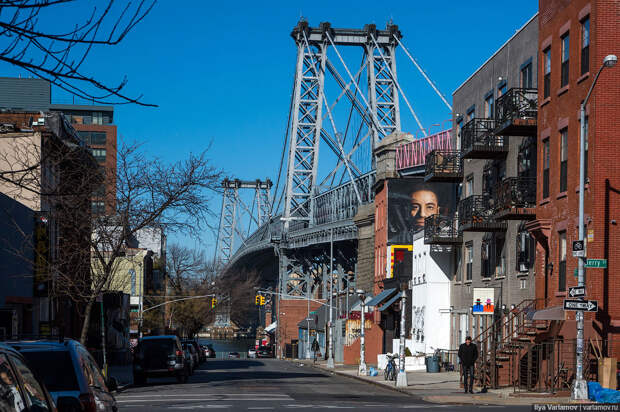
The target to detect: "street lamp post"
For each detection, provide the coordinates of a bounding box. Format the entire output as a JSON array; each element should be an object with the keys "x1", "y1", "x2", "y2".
[
  {"x1": 573, "y1": 54, "x2": 617, "y2": 401},
  {"x1": 327, "y1": 228, "x2": 335, "y2": 368},
  {"x1": 357, "y1": 289, "x2": 367, "y2": 376},
  {"x1": 396, "y1": 289, "x2": 408, "y2": 387}
]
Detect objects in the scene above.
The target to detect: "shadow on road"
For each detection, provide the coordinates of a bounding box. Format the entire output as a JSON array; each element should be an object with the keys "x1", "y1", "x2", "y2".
[{"x1": 203, "y1": 359, "x2": 265, "y2": 369}]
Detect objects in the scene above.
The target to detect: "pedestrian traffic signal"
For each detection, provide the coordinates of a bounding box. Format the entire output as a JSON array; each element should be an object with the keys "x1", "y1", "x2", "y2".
[
  {"x1": 255, "y1": 295, "x2": 260, "y2": 305},
  {"x1": 260, "y1": 296, "x2": 265, "y2": 306},
  {"x1": 211, "y1": 298, "x2": 217, "y2": 308}
]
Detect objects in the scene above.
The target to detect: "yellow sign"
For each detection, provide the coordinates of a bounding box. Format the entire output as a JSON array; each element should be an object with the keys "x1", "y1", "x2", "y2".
[{"x1": 387, "y1": 244, "x2": 413, "y2": 279}]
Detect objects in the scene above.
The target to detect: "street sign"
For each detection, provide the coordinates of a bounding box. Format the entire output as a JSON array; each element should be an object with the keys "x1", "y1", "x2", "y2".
[
  {"x1": 564, "y1": 299, "x2": 598, "y2": 312},
  {"x1": 572, "y1": 240, "x2": 585, "y2": 257},
  {"x1": 568, "y1": 286, "x2": 586, "y2": 298},
  {"x1": 586, "y1": 259, "x2": 607, "y2": 268}
]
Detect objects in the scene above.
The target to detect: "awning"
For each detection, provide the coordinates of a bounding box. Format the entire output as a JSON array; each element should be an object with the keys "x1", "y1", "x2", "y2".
[
  {"x1": 365, "y1": 288, "x2": 397, "y2": 307},
  {"x1": 379, "y1": 293, "x2": 401, "y2": 312},
  {"x1": 527, "y1": 305, "x2": 565, "y2": 321},
  {"x1": 264, "y1": 322, "x2": 277, "y2": 333}
]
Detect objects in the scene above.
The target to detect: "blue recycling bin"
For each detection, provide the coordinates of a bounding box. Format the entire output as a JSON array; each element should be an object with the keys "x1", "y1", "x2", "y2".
[{"x1": 426, "y1": 356, "x2": 440, "y2": 373}]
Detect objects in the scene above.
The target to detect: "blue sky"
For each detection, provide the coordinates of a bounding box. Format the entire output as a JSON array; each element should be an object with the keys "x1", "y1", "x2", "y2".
[{"x1": 3, "y1": 0, "x2": 538, "y2": 256}]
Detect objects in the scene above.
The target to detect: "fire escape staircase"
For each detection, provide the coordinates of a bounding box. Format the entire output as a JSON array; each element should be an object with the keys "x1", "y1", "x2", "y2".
[{"x1": 474, "y1": 298, "x2": 562, "y2": 389}]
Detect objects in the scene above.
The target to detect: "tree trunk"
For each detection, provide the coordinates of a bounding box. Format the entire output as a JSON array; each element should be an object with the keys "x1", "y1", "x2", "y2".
[{"x1": 80, "y1": 298, "x2": 95, "y2": 345}]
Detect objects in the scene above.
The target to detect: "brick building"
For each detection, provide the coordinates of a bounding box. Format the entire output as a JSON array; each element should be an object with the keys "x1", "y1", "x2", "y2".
[
  {"x1": 50, "y1": 104, "x2": 117, "y2": 215},
  {"x1": 529, "y1": 0, "x2": 620, "y2": 355}
]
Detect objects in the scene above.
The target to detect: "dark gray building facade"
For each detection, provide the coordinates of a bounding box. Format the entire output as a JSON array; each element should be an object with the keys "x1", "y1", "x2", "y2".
[
  {"x1": 0, "y1": 77, "x2": 50, "y2": 112},
  {"x1": 448, "y1": 14, "x2": 539, "y2": 350}
]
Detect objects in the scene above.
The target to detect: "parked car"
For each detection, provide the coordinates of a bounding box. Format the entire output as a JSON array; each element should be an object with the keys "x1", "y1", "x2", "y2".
[
  {"x1": 0, "y1": 342, "x2": 58, "y2": 412},
  {"x1": 133, "y1": 335, "x2": 189, "y2": 384},
  {"x1": 9, "y1": 338, "x2": 118, "y2": 412},
  {"x1": 182, "y1": 340, "x2": 204, "y2": 364},
  {"x1": 257, "y1": 346, "x2": 273, "y2": 358},
  {"x1": 181, "y1": 343, "x2": 195, "y2": 375},
  {"x1": 247, "y1": 347, "x2": 257, "y2": 358},
  {"x1": 228, "y1": 352, "x2": 240, "y2": 359},
  {"x1": 204, "y1": 344, "x2": 216, "y2": 358}
]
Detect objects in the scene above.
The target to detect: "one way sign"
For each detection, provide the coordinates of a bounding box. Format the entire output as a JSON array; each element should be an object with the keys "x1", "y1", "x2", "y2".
[
  {"x1": 568, "y1": 286, "x2": 586, "y2": 298},
  {"x1": 564, "y1": 299, "x2": 598, "y2": 312}
]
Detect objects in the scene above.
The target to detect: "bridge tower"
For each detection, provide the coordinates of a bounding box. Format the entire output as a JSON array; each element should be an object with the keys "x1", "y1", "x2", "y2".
[
  {"x1": 214, "y1": 178, "x2": 272, "y2": 265},
  {"x1": 282, "y1": 21, "x2": 402, "y2": 232}
]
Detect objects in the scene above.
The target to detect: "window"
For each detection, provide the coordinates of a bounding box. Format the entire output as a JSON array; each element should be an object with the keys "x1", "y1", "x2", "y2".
[
  {"x1": 20, "y1": 351, "x2": 79, "y2": 392},
  {"x1": 521, "y1": 62, "x2": 533, "y2": 88},
  {"x1": 0, "y1": 354, "x2": 26, "y2": 411},
  {"x1": 91, "y1": 148, "x2": 106, "y2": 163},
  {"x1": 560, "y1": 128, "x2": 568, "y2": 192},
  {"x1": 91, "y1": 132, "x2": 106, "y2": 145},
  {"x1": 498, "y1": 81, "x2": 507, "y2": 97},
  {"x1": 467, "y1": 106, "x2": 475, "y2": 122},
  {"x1": 495, "y1": 235, "x2": 506, "y2": 277},
  {"x1": 559, "y1": 231, "x2": 567, "y2": 291},
  {"x1": 584, "y1": 116, "x2": 589, "y2": 179},
  {"x1": 91, "y1": 201, "x2": 105, "y2": 215},
  {"x1": 92, "y1": 111, "x2": 103, "y2": 125},
  {"x1": 484, "y1": 93, "x2": 494, "y2": 119},
  {"x1": 130, "y1": 269, "x2": 136, "y2": 295},
  {"x1": 517, "y1": 229, "x2": 534, "y2": 272},
  {"x1": 455, "y1": 247, "x2": 462, "y2": 282},
  {"x1": 543, "y1": 138, "x2": 550, "y2": 198},
  {"x1": 581, "y1": 17, "x2": 590, "y2": 75},
  {"x1": 9, "y1": 354, "x2": 50, "y2": 411},
  {"x1": 544, "y1": 48, "x2": 551, "y2": 98},
  {"x1": 465, "y1": 243, "x2": 473, "y2": 281},
  {"x1": 520, "y1": 278, "x2": 527, "y2": 289},
  {"x1": 481, "y1": 240, "x2": 491, "y2": 278},
  {"x1": 465, "y1": 174, "x2": 473, "y2": 197},
  {"x1": 561, "y1": 33, "x2": 570, "y2": 87}
]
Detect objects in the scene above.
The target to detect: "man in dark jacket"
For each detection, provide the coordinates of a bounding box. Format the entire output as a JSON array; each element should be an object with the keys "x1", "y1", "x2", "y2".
[{"x1": 458, "y1": 336, "x2": 478, "y2": 393}]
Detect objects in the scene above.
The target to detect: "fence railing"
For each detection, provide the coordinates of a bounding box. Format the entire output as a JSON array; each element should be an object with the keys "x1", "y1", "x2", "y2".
[
  {"x1": 424, "y1": 150, "x2": 462, "y2": 177},
  {"x1": 461, "y1": 118, "x2": 504, "y2": 153},
  {"x1": 495, "y1": 88, "x2": 538, "y2": 127},
  {"x1": 495, "y1": 177, "x2": 537, "y2": 211},
  {"x1": 424, "y1": 214, "x2": 460, "y2": 244}
]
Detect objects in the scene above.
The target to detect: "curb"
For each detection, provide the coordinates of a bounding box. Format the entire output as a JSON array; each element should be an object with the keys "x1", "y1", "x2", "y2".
[
  {"x1": 115, "y1": 383, "x2": 133, "y2": 393},
  {"x1": 293, "y1": 361, "x2": 423, "y2": 399}
]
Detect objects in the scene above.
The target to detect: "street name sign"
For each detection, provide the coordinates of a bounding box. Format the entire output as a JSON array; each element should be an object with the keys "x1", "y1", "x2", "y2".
[
  {"x1": 568, "y1": 286, "x2": 586, "y2": 298},
  {"x1": 586, "y1": 259, "x2": 607, "y2": 268},
  {"x1": 564, "y1": 299, "x2": 598, "y2": 312},
  {"x1": 572, "y1": 240, "x2": 585, "y2": 257}
]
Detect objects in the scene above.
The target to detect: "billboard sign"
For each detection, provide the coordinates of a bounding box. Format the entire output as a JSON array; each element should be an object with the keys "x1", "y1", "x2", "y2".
[
  {"x1": 472, "y1": 288, "x2": 495, "y2": 315},
  {"x1": 387, "y1": 178, "x2": 456, "y2": 245}
]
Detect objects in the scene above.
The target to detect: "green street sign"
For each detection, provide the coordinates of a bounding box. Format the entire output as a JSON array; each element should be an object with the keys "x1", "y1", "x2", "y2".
[{"x1": 586, "y1": 259, "x2": 607, "y2": 268}]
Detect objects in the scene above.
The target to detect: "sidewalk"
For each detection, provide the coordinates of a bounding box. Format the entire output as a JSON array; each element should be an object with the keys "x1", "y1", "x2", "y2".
[{"x1": 293, "y1": 359, "x2": 574, "y2": 406}]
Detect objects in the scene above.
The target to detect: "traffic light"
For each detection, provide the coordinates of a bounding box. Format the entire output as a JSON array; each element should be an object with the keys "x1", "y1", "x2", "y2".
[
  {"x1": 255, "y1": 295, "x2": 260, "y2": 305},
  {"x1": 260, "y1": 296, "x2": 265, "y2": 306},
  {"x1": 211, "y1": 298, "x2": 217, "y2": 308}
]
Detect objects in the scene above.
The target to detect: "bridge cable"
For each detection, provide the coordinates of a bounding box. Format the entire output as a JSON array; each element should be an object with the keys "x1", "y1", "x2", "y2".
[
  {"x1": 270, "y1": 64, "x2": 298, "y2": 216},
  {"x1": 370, "y1": 34, "x2": 426, "y2": 137},
  {"x1": 394, "y1": 35, "x2": 452, "y2": 111}
]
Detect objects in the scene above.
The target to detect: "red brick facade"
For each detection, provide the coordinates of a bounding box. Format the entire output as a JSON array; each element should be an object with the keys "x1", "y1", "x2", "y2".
[
  {"x1": 276, "y1": 299, "x2": 322, "y2": 357},
  {"x1": 533, "y1": 0, "x2": 620, "y2": 354}
]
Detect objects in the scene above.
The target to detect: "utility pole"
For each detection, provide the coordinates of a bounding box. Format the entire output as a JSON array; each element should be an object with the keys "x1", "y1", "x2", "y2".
[
  {"x1": 396, "y1": 289, "x2": 408, "y2": 387},
  {"x1": 573, "y1": 54, "x2": 617, "y2": 401},
  {"x1": 357, "y1": 290, "x2": 367, "y2": 376},
  {"x1": 327, "y1": 228, "x2": 335, "y2": 368}
]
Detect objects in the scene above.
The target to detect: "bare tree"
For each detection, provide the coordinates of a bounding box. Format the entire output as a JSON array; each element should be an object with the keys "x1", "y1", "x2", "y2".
[
  {"x1": 0, "y1": 118, "x2": 220, "y2": 343},
  {"x1": 218, "y1": 269, "x2": 261, "y2": 329},
  {"x1": 0, "y1": 0, "x2": 156, "y2": 106}
]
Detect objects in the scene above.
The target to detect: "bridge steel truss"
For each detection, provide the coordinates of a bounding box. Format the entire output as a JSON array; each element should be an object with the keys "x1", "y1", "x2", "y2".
[
  {"x1": 215, "y1": 178, "x2": 272, "y2": 265},
  {"x1": 283, "y1": 21, "x2": 402, "y2": 232}
]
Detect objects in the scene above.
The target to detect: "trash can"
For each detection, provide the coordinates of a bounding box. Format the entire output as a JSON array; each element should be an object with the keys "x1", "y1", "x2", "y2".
[{"x1": 426, "y1": 356, "x2": 440, "y2": 373}]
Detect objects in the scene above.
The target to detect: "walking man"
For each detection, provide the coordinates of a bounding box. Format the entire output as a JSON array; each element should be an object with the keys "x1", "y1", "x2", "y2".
[
  {"x1": 458, "y1": 336, "x2": 478, "y2": 394},
  {"x1": 311, "y1": 338, "x2": 320, "y2": 363}
]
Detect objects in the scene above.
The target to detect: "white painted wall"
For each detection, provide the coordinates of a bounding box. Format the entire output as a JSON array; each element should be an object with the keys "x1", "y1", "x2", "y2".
[{"x1": 409, "y1": 234, "x2": 452, "y2": 355}]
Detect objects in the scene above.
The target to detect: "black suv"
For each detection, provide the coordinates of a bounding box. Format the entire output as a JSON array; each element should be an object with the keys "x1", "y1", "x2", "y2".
[
  {"x1": 133, "y1": 336, "x2": 189, "y2": 384},
  {"x1": 0, "y1": 342, "x2": 57, "y2": 411}
]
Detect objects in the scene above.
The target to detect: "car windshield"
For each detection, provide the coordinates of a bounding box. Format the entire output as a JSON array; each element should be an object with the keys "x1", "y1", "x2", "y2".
[{"x1": 21, "y1": 350, "x2": 79, "y2": 391}]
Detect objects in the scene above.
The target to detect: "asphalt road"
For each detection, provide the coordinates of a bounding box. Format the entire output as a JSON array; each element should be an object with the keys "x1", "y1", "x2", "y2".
[{"x1": 117, "y1": 359, "x2": 530, "y2": 411}]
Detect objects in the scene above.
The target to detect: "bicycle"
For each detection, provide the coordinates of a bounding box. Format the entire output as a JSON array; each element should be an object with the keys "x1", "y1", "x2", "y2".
[{"x1": 384, "y1": 353, "x2": 397, "y2": 381}]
